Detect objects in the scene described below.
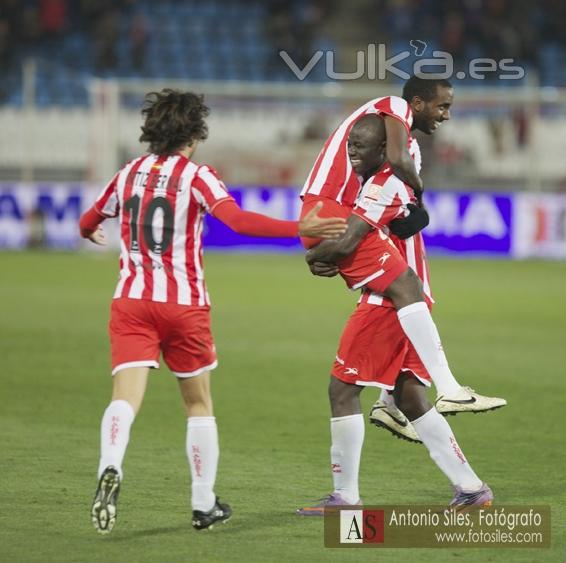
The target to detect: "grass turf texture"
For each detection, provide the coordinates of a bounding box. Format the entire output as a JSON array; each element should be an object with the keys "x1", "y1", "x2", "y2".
[{"x1": 1, "y1": 252, "x2": 565, "y2": 562}]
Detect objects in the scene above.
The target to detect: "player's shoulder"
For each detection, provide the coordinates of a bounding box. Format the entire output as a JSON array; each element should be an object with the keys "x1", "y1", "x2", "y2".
[
  {"x1": 116, "y1": 154, "x2": 147, "y2": 174},
  {"x1": 371, "y1": 96, "x2": 412, "y2": 124},
  {"x1": 372, "y1": 95, "x2": 408, "y2": 109},
  {"x1": 364, "y1": 167, "x2": 406, "y2": 193},
  {"x1": 195, "y1": 163, "x2": 220, "y2": 177}
]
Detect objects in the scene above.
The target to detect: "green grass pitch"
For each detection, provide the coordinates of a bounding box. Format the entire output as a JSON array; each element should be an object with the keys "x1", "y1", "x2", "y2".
[{"x1": 1, "y1": 251, "x2": 565, "y2": 562}]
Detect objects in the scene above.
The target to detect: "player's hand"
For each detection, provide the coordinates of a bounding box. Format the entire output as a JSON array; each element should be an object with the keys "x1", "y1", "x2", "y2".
[
  {"x1": 298, "y1": 202, "x2": 347, "y2": 239},
  {"x1": 88, "y1": 226, "x2": 107, "y2": 246},
  {"x1": 389, "y1": 203, "x2": 429, "y2": 240},
  {"x1": 308, "y1": 261, "x2": 339, "y2": 277},
  {"x1": 305, "y1": 249, "x2": 339, "y2": 277}
]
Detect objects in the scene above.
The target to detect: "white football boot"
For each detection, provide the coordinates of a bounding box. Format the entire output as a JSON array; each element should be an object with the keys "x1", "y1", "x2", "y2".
[
  {"x1": 369, "y1": 400, "x2": 422, "y2": 444},
  {"x1": 435, "y1": 386, "x2": 507, "y2": 416}
]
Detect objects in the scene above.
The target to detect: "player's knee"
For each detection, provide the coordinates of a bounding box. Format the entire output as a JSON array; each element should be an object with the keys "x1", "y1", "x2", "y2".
[
  {"x1": 394, "y1": 375, "x2": 431, "y2": 421},
  {"x1": 384, "y1": 268, "x2": 424, "y2": 309},
  {"x1": 328, "y1": 376, "x2": 361, "y2": 417}
]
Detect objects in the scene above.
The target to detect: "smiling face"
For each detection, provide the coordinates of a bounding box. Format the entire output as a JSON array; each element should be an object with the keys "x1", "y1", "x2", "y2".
[
  {"x1": 347, "y1": 115, "x2": 387, "y2": 176},
  {"x1": 411, "y1": 85, "x2": 453, "y2": 135}
]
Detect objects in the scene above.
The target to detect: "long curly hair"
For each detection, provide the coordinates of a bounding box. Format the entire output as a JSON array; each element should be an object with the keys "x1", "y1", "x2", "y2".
[{"x1": 139, "y1": 89, "x2": 210, "y2": 155}]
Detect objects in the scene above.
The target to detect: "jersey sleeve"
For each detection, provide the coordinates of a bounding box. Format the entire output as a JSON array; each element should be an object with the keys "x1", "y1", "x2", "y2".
[
  {"x1": 353, "y1": 173, "x2": 413, "y2": 229},
  {"x1": 191, "y1": 165, "x2": 235, "y2": 212},
  {"x1": 93, "y1": 172, "x2": 120, "y2": 218},
  {"x1": 372, "y1": 96, "x2": 413, "y2": 134}
]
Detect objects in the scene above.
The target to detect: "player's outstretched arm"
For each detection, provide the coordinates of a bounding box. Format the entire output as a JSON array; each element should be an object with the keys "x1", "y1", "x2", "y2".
[
  {"x1": 212, "y1": 200, "x2": 346, "y2": 239},
  {"x1": 305, "y1": 215, "x2": 372, "y2": 265},
  {"x1": 384, "y1": 116, "x2": 423, "y2": 199}
]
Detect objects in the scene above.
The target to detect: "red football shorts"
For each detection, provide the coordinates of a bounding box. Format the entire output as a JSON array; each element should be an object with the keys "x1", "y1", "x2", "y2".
[
  {"x1": 300, "y1": 195, "x2": 408, "y2": 294},
  {"x1": 109, "y1": 298, "x2": 217, "y2": 378},
  {"x1": 332, "y1": 302, "x2": 432, "y2": 389}
]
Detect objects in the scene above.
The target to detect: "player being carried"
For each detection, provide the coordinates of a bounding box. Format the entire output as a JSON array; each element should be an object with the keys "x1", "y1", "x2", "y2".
[
  {"x1": 300, "y1": 76, "x2": 506, "y2": 443},
  {"x1": 298, "y1": 102, "x2": 495, "y2": 515},
  {"x1": 79, "y1": 89, "x2": 347, "y2": 535}
]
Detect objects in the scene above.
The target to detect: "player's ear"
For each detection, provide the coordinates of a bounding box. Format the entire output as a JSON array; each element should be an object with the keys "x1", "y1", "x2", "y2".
[{"x1": 411, "y1": 96, "x2": 425, "y2": 113}]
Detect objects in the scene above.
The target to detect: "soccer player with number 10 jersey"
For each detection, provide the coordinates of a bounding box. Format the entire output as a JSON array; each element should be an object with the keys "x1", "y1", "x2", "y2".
[{"x1": 79, "y1": 89, "x2": 347, "y2": 534}]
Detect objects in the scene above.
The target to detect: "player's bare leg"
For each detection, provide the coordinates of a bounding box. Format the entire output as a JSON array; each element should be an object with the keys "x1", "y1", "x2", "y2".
[
  {"x1": 178, "y1": 372, "x2": 231, "y2": 530},
  {"x1": 394, "y1": 374, "x2": 493, "y2": 509},
  {"x1": 297, "y1": 377, "x2": 364, "y2": 516},
  {"x1": 383, "y1": 269, "x2": 506, "y2": 415},
  {"x1": 92, "y1": 366, "x2": 149, "y2": 535}
]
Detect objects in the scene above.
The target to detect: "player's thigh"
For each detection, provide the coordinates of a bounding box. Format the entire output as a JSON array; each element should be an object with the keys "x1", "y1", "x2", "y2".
[
  {"x1": 109, "y1": 298, "x2": 161, "y2": 375},
  {"x1": 160, "y1": 305, "x2": 218, "y2": 378}
]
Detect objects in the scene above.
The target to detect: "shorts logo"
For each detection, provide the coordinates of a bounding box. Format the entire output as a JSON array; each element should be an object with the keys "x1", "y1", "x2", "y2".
[
  {"x1": 344, "y1": 367, "x2": 358, "y2": 375},
  {"x1": 339, "y1": 509, "x2": 385, "y2": 544},
  {"x1": 378, "y1": 252, "x2": 391, "y2": 266}
]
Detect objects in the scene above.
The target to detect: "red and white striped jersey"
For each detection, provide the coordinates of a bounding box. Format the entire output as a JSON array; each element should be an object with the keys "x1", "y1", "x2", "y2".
[
  {"x1": 300, "y1": 96, "x2": 415, "y2": 207},
  {"x1": 94, "y1": 153, "x2": 234, "y2": 307},
  {"x1": 353, "y1": 170, "x2": 433, "y2": 309}
]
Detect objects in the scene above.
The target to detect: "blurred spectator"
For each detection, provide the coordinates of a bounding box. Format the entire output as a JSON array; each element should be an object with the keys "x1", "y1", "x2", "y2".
[
  {"x1": 0, "y1": 18, "x2": 13, "y2": 69},
  {"x1": 93, "y1": 8, "x2": 119, "y2": 72},
  {"x1": 21, "y1": 6, "x2": 42, "y2": 51},
  {"x1": 264, "y1": 0, "x2": 332, "y2": 77},
  {"x1": 39, "y1": 0, "x2": 68, "y2": 39},
  {"x1": 130, "y1": 11, "x2": 148, "y2": 72}
]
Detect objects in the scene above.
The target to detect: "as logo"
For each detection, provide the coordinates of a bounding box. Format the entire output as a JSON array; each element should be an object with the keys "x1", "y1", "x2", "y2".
[
  {"x1": 378, "y1": 252, "x2": 391, "y2": 266},
  {"x1": 339, "y1": 510, "x2": 384, "y2": 544}
]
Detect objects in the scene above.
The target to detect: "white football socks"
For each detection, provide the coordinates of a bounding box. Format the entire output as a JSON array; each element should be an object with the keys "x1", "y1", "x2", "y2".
[
  {"x1": 330, "y1": 414, "x2": 364, "y2": 504},
  {"x1": 187, "y1": 416, "x2": 219, "y2": 512},
  {"x1": 397, "y1": 302, "x2": 462, "y2": 397},
  {"x1": 412, "y1": 408, "x2": 483, "y2": 492},
  {"x1": 379, "y1": 388, "x2": 395, "y2": 406},
  {"x1": 98, "y1": 399, "x2": 135, "y2": 479}
]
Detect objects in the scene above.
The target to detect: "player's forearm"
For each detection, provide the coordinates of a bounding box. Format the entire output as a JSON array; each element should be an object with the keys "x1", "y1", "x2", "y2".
[
  {"x1": 79, "y1": 206, "x2": 106, "y2": 238},
  {"x1": 307, "y1": 214, "x2": 372, "y2": 262},
  {"x1": 213, "y1": 200, "x2": 298, "y2": 237},
  {"x1": 306, "y1": 239, "x2": 351, "y2": 263},
  {"x1": 306, "y1": 221, "x2": 367, "y2": 262}
]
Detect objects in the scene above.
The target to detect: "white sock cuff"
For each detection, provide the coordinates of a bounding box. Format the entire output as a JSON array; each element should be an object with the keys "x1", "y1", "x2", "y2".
[
  {"x1": 410, "y1": 407, "x2": 437, "y2": 426},
  {"x1": 397, "y1": 301, "x2": 428, "y2": 319},
  {"x1": 330, "y1": 414, "x2": 364, "y2": 423},
  {"x1": 188, "y1": 416, "x2": 216, "y2": 428},
  {"x1": 109, "y1": 399, "x2": 135, "y2": 420}
]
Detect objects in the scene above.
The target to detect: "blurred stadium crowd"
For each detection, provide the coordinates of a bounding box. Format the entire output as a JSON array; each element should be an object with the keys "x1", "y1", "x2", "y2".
[
  {"x1": 0, "y1": 0, "x2": 334, "y2": 105},
  {"x1": 0, "y1": 0, "x2": 565, "y2": 106}
]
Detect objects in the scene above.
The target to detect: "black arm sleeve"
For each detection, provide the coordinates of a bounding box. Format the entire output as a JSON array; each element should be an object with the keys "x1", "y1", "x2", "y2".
[{"x1": 389, "y1": 204, "x2": 429, "y2": 240}]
